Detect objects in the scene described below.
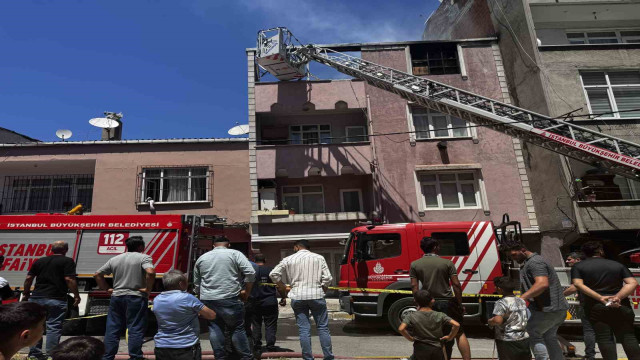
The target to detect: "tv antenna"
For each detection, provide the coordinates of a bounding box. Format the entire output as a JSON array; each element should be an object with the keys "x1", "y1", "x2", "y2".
[
  {"x1": 228, "y1": 123, "x2": 249, "y2": 136},
  {"x1": 55, "y1": 129, "x2": 73, "y2": 142}
]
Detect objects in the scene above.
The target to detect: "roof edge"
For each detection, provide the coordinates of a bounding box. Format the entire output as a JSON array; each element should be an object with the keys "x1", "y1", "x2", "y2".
[{"x1": 0, "y1": 138, "x2": 249, "y2": 147}]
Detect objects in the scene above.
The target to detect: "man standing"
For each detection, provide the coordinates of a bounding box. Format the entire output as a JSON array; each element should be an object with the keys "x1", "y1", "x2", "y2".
[
  {"x1": 22, "y1": 241, "x2": 80, "y2": 360},
  {"x1": 571, "y1": 241, "x2": 640, "y2": 360},
  {"x1": 563, "y1": 252, "x2": 596, "y2": 360},
  {"x1": 504, "y1": 243, "x2": 568, "y2": 360},
  {"x1": 194, "y1": 236, "x2": 255, "y2": 360},
  {"x1": 410, "y1": 237, "x2": 471, "y2": 360},
  {"x1": 95, "y1": 236, "x2": 156, "y2": 360},
  {"x1": 250, "y1": 254, "x2": 285, "y2": 354},
  {"x1": 270, "y1": 240, "x2": 334, "y2": 360}
]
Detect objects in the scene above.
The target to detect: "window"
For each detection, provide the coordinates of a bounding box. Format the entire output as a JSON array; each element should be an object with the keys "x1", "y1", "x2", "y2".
[
  {"x1": 340, "y1": 189, "x2": 363, "y2": 212},
  {"x1": 418, "y1": 172, "x2": 480, "y2": 209},
  {"x1": 359, "y1": 233, "x2": 402, "y2": 260},
  {"x1": 411, "y1": 106, "x2": 469, "y2": 139},
  {"x1": 345, "y1": 126, "x2": 368, "y2": 142},
  {"x1": 409, "y1": 43, "x2": 459, "y2": 75},
  {"x1": 1, "y1": 175, "x2": 94, "y2": 214},
  {"x1": 282, "y1": 185, "x2": 324, "y2": 214},
  {"x1": 289, "y1": 125, "x2": 331, "y2": 145},
  {"x1": 581, "y1": 71, "x2": 640, "y2": 118},
  {"x1": 431, "y1": 232, "x2": 471, "y2": 256},
  {"x1": 567, "y1": 30, "x2": 640, "y2": 44},
  {"x1": 141, "y1": 167, "x2": 209, "y2": 203}
]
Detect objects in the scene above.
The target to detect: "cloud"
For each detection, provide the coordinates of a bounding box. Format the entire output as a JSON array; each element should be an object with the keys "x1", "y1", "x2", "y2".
[{"x1": 237, "y1": 0, "x2": 421, "y2": 44}]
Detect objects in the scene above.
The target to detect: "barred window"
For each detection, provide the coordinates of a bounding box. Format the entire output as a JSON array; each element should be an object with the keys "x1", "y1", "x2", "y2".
[
  {"x1": 1, "y1": 175, "x2": 94, "y2": 214},
  {"x1": 141, "y1": 167, "x2": 209, "y2": 203}
]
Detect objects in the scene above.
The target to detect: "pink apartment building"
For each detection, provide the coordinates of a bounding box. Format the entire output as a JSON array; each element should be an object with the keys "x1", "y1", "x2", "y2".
[
  {"x1": 247, "y1": 38, "x2": 538, "y2": 282},
  {"x1": 0, "y1": 138, "x2": 252, "y2": 251}
]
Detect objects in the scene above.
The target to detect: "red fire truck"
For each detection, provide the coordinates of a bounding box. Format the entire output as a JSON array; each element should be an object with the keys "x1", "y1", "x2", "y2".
[
  {"x1": 0, "y1": 214, "x2": 230, "y2": 334},
  {"x1": 338, "y1": 218, "x2": 640, "y2": 332}
]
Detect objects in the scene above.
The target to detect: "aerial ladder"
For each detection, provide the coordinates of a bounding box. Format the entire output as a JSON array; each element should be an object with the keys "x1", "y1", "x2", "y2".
[{"x1": 256, "y1": 27, "x2": 640, "y2": 180}]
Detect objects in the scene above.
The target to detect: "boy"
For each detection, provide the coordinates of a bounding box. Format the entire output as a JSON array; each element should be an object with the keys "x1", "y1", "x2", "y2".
[
  {"x1": 0, "y1": 302, "x2": 47, "y2": 360},
  {"x1": 488, "y1": 277, "x2": 531, "y2": 360},
  {"x1": 153, "y1": 270, "x2": 217, "y2": 360},
  {"x1": 50, "y1": 336, "x2": 105, "y2": 360},
  {"x1": 399, "y1": 290, "x2": 460, "y2": 360}
]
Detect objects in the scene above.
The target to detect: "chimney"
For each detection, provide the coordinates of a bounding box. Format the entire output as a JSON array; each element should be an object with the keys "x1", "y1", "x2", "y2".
[{"x1": 101, "y1": 112, "x2": 123, "y2": 141}]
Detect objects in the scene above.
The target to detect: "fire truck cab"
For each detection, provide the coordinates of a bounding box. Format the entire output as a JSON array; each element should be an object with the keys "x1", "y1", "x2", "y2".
[{"x1": 339, "y1": 221, "x2": 501, "y2": 331}]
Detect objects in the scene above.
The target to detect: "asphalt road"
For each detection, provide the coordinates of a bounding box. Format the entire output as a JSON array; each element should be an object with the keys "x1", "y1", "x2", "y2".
[{"x1": 16, "y1": 308, "x2": 631, "y2": 359}]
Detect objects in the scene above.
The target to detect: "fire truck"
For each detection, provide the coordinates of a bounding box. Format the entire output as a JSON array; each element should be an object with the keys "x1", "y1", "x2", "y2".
[
  {"x1": 0, "y1": 214, "x2": 228, "y2": 335},
  {"x1": 337, "y1": 217, "x2": 640, "y2": 332}
]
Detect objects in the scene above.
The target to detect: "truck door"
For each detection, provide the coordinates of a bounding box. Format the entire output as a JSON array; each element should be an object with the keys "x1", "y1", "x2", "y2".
[
  {"x1": 75, "y1": 229, "x2": 179, "y2": 277},
  {"x1": 352, "y1": 229, "x2": 409, "y2": 290},
  {"x1": 0, "y1": 231, "x2": 79, "y2": 288},
  {"x1": 423, "y1": 222, "x2": 497, "y2": 295}
]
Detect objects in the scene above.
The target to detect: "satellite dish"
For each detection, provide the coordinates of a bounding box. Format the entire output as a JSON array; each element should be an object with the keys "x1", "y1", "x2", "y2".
[
  {"x1": 89, "y1": 117, "x2": 120, "y2": 129},
  {"x1": 55, "y1": 129, "x2": 73, "y2": 141},
  {"x1": 228, "y1": 124, "x2": 250, "y2": 136}
]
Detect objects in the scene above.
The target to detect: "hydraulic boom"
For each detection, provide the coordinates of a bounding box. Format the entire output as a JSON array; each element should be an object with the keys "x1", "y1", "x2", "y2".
[{"x1": 257, "y1": 27, "x2": 640, "y2": 180}]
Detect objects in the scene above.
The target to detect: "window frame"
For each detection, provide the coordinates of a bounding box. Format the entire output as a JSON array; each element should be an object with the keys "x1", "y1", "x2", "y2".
[
  {"x1": 340, "y1": 188, "x2": 364, "y2": 212},
  {"x1": 580, "y1": 70, "x2": 640, "y2": 119},
  {"x1": 417, "y1": 171, "x2": 481, "y2": 210},
  {"x1": 566, "y1": 29, "x2": 640, "y2": 44},
  {"x1": 281, "y1": 184, "x2": 325, "y2": 214},
  {"x1": 140, "y1": 166, "x2": 210, "y2": 204},
  {"x1": 289, "y1": 124, "x2": 331, "y2": 145},
  {"x1": 345, "y1": 126, "x2": 368, "y2": 143},
  {"x1": 409, "y1": 106, "x2": 470, "y2": 139}
]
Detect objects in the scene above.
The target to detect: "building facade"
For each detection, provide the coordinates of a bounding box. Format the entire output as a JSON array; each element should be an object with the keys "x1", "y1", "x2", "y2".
[
  {"x1": 0, "y1": 139, "x2": 251, "y2": 250},
  {"x1": 424, "y1": 0, "x2": 640, "y2": 264},
  {"x1": 247, "y1": 38, "x2": 536, "y2": 280}
]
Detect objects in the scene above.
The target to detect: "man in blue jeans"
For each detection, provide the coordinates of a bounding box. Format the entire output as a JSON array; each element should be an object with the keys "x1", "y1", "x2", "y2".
[
  {"x1": 95, "y1": 236, "x2": 156, "y2": 360},
  {"x1": 270, "y1": 240, "x2": 334, "y2": 360},
  {"x1": 23, "y1": 241, "x2": 80, "y2": 360},
  {"x1": 504, "y1": 243, "x2": 569, "y2": 360},
  {"x1": 194, "y1": 236, "x2": 255, "y2": 360}
]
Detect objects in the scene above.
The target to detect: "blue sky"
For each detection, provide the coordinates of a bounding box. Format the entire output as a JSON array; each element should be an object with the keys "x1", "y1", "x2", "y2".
[{"x1": 1, "y1": 1, "x2": 438, "y2": 142}]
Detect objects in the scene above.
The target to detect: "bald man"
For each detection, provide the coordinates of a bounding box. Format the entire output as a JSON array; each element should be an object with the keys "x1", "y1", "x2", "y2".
[{"x1": 23, "y1": 241, "x2": 80, "y2": 360}]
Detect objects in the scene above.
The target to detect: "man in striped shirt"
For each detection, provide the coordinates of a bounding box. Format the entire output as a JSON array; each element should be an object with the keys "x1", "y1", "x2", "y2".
[{"x1": 269, "y1": 240, "x2": 334, "y2": 360}]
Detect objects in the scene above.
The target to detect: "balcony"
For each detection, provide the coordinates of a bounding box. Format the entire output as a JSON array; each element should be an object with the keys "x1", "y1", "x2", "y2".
[
  {"x1": 256, "y1": 211, "x2": 368, "y2": 224},
  {"x1": 256, "y1": 143, "x2": 373, "y2": 179},
  {"x1": 577, "y1": 201, "x2": 640, "y2": 231}
]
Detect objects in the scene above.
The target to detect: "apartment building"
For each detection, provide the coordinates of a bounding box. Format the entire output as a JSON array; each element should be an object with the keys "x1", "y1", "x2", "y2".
[
  {"x1": 247, "y1": 38, "x2": 535, "y2": 280},
  {"x1": 424, "y1": 0, "x2": 640, "y2": 264},
  {"x1": 0, "y1": 138, "x2": 251, "y2": 250}
]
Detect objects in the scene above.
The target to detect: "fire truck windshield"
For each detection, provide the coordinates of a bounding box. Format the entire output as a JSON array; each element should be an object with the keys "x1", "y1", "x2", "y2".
[{"x1": 340, "y1": 233, "x2": 354, "y2": 265}]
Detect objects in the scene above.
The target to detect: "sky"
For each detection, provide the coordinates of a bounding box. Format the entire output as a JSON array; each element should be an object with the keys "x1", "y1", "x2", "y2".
[{"x1": 1, "y1": 0, "x2": 439, "y2": 142}]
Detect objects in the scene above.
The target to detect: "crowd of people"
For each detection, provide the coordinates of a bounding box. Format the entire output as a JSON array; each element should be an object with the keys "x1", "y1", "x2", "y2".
[
  {"x1": 0, "y1": 233, "x2": 638, "y2": 360},
  {"x1": 0, "y1": 236, "x2": 333, "y2": 360},
  {"x1": 400, "y1": 237, "x2": 640, "y2": 360}
]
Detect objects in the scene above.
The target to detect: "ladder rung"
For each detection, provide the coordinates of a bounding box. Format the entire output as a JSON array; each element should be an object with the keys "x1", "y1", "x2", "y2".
[
  {"x1": 433, "y1": 89, "x2": 452, "y2": 97},
  {"x1": 543, "y1": 124, "x2": 566, "y2": 131},
  {"x1": 587, "y1": 138, "x2": 607, "y2": 145}
]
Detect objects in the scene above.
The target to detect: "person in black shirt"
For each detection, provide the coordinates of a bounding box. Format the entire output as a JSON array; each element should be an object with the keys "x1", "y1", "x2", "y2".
[
  {"x1": 250, "y1": 254, "x2": 286, "y2": 354},
  {"x1": 571, "y1": 241, "x2": 640, "y2": 360},
  {"x1": 22, "y1": 241, "x2": 80, "y2": 360}
]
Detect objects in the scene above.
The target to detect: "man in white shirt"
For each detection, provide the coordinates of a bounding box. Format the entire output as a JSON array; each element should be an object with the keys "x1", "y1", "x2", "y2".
[{"x1": 270, "y1": 240, "x2": 333, "y2": 360}]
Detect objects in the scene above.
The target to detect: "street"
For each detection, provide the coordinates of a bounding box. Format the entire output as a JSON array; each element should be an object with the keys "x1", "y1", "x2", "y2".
[{"x1": 15, "y1": 300, "x2": 628, "y2": 360}]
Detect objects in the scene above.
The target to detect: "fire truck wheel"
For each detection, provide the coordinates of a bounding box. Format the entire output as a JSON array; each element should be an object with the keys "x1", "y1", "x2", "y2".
[{"x1": 387, "y1": 297, "x2": 416, "y2": 333}]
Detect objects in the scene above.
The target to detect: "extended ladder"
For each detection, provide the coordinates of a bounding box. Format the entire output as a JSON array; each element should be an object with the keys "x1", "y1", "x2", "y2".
[{"x1": 256, "y1": 28, "x2": 640, "y2": 180}]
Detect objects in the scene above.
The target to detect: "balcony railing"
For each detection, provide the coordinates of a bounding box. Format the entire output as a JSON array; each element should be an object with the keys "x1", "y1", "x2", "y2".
[{"x1": 1, "y1": 174, "x2": 94, "y2": 214}]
